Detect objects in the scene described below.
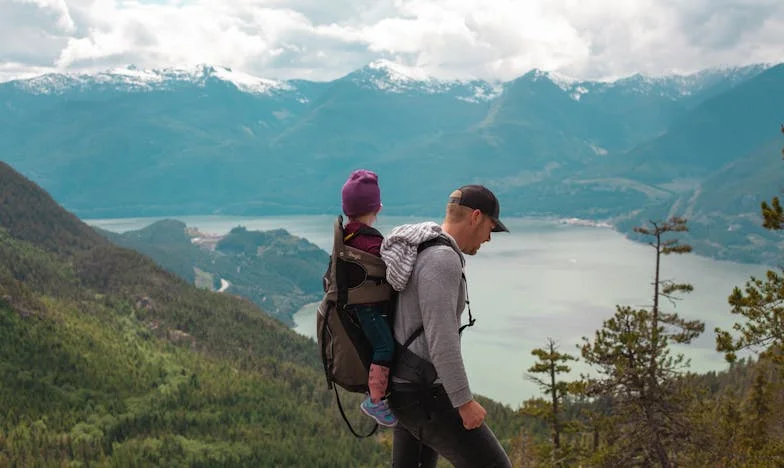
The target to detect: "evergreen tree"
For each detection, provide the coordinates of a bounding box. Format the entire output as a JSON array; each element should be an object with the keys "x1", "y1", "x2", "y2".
[
  {"x1": 579, "y1": 217, "x2": 705, "y2": 467},
  {"x1": 522, "y1": 338, "x2": 577, "y2": 465},
  {"x1": 743, "y1": 370, "x2": 772, "y2": 450}
]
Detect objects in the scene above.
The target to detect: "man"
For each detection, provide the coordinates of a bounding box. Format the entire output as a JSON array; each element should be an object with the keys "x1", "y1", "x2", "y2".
[{"x1": 379, "y1": 184, "x2": 512, "y2": 468}]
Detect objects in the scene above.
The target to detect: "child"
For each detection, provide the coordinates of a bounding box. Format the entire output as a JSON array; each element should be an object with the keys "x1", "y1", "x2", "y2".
[{"x1": 341, "y1": 169, "x2": 398, "y2": 427}]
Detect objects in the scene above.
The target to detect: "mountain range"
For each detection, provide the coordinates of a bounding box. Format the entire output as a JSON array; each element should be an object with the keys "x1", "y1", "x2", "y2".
[{"x1": 1, "y1": 59, "x2": 782, "y2": 265}]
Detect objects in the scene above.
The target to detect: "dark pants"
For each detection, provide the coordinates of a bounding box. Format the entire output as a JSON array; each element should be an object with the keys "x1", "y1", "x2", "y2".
[
  {"x1": 389, "y1": 385, "x2": 512, "y2": 468},
  {"x1": 351, "y1": 304, "x2": 395, "y2": 366}
]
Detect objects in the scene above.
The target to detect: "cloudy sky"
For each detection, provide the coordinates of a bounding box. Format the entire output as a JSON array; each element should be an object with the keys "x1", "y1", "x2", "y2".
[{"x1": 2, "y1": 0, "x2": 783, "y2": 83}]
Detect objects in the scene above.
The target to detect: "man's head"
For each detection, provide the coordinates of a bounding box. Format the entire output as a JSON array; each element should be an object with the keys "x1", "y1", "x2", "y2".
[{"x1": 442, "y1": 184, "x2": 509, "y2": 255}]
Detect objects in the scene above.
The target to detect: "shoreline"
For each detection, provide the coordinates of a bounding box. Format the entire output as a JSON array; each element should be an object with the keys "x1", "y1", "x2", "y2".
[{"x1": 83, "y1": 212, "x2": 773, "y2": 269}]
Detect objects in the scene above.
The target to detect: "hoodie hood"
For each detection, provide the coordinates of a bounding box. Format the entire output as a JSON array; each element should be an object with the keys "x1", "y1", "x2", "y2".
[{"x1": 380, "y1": 221, "x2": 459, "y2": 291}]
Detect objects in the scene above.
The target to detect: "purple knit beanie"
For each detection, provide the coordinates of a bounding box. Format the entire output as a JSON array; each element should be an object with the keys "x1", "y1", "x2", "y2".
[{"x1": 341, "y1": 169, "x2": 382, "y2": 217}]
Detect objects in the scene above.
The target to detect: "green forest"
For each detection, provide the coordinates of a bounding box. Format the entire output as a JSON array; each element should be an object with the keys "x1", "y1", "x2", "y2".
[
  {"x1": 0, "y1": 129, "x2": 782, "y2": 467},
  {"x1": 0, "y1": 161, "x2": 389, "y2": 466}
]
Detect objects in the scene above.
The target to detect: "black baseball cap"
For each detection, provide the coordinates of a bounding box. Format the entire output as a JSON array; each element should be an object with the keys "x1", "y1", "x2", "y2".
[{"x1": 448, "y1": 184, "x2": 509, "y2": 233}]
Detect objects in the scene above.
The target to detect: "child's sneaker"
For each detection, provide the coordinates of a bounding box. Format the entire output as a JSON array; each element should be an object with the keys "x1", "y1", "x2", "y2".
[{"x1": 360, "y1": 396, "x2": 398, "y2": 427}]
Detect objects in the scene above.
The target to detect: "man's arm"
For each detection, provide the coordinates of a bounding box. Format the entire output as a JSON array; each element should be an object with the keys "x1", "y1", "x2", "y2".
[{"x1": 416, "y1": 247, "x2": 473, "y2": 408}]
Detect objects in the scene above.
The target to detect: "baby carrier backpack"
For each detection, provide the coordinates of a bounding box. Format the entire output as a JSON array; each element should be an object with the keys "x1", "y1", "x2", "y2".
[{"x1": 317, "y1": 215, "x2": 392, "y2": 437}]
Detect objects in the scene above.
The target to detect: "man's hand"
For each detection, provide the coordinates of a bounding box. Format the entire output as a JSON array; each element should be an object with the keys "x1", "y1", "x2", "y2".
[{"x1": 458, "y1": 399, "x2": 486, "y2": 430}]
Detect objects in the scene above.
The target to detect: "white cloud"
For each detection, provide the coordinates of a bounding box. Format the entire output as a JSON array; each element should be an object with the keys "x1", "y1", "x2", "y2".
[
  {"x1": 0, "y1": 0, "x2": 783, "y2": 83},
  {"x1": 0, "y1": 61, "x2": 58, "y2": 83},
  {"x1": 16, "y1": 0, "x2": 75, "y2": 32}
]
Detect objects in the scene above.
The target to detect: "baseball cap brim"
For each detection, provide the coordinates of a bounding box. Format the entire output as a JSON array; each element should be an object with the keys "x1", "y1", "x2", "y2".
[{"x1": 491, "y1": 217, "x2": 509, "y2": 233}]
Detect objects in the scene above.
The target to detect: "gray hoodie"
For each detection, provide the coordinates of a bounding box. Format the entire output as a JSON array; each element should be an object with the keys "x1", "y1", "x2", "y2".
[{"x1": 380, "y1": 222, "x2": 472, "y2": 408}]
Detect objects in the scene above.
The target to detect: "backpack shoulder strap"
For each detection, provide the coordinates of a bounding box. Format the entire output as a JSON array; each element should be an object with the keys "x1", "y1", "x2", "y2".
[
  {"x1": 416, "y1": 235, "x2": 453, "y2": 253},
  {"x1": 416, "y1": 235, "x2": 476, "y2": 333}
]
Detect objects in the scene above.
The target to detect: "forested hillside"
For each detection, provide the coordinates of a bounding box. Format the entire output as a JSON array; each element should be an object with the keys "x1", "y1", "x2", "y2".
[{"x1": 0, "y1": 161, "x2": 399, "y2": 465}]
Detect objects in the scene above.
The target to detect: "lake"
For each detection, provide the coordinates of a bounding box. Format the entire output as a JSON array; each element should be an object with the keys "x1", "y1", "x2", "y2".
[{"x1": 86, "y1": 214, "x2": 772, "y2": 408}]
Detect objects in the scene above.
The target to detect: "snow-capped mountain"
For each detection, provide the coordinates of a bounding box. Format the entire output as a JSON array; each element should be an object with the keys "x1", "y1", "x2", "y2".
[
  {"x1": 343, "y1": 59, "x2": 503, "y2": 103},
  {"x1": 5, "y1": 60, "x2": 506, "y2": 104},
  {"x1": 3, "y1": 60, "x2": 771, "y2": 109},
  {"x1": 524, "y1": 63, "x2": 772, "y2": 103},
  {"x1": 11, "y1": 64, "x2": 297, "y2": 97}
]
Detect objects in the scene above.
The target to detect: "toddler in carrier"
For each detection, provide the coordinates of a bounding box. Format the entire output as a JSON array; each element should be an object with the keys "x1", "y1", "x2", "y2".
[{"x1": 340, "y1": 169, "x2": 397, "y2": 427}]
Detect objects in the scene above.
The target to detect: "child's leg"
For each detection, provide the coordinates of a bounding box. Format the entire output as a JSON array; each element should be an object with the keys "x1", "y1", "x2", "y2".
[
  {"x1": 367, "y1": 363, "x2": 389, "y2": 403},
  {"x1": 354, "y1": 304, "x2": 396, "y2": 402}
]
